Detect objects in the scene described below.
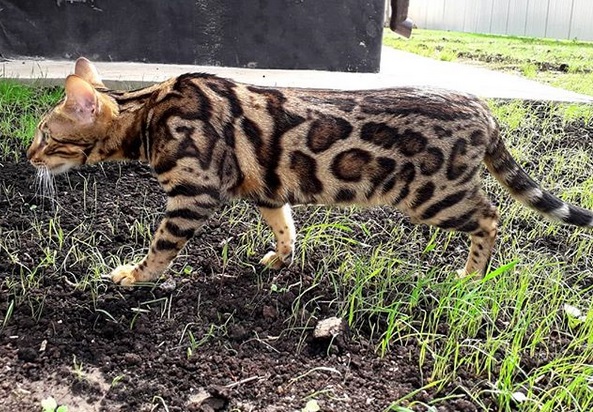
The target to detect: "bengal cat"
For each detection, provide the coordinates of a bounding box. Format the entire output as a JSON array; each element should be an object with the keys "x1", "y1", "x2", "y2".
[{"x1": 27, "y1": 57, "x2": 593, "y2": 286}]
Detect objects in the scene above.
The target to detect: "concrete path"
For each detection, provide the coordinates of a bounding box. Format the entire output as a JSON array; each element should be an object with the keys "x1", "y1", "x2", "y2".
[{"x1": 2, "y1": 47, "x2": 592, "y2": 103}]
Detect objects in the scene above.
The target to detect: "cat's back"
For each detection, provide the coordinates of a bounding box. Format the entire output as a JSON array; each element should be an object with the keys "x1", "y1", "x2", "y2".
[
  {"x1": 268, "y1": 85, "x2": 491, "y2": 122},
  {"x1": 147, "y1": 73, "x2": 492, "y2": 132}
]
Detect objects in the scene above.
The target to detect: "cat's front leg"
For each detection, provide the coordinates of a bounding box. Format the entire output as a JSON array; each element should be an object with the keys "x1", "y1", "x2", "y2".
[
  {"x1": 111, "y1": 197, "x2": 217, "y2": 286},
  {"x1": 259, "y1": 204, "x2": 296, "y2": 269}
]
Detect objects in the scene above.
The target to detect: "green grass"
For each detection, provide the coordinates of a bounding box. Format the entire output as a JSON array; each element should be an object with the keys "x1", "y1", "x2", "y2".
[
  {"x1": 0, "y1": 80, "x2": 62, "y2": 161},
  {"x1": 384, "y1": 29, "x2": 593, "y2": 95}
]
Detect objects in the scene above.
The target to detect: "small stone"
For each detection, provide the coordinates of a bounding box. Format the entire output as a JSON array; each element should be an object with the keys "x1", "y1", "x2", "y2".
[
  {"x1": 563, "y1": 303, "x2": 582, "y2": 318},
  {"x1": 159, "y1": 277, "x2": 177, "y2": 292},
  {"x1": 512, "y1": 391, "x2": 528, "y2": 403},
  {"x1": 313, "y1": 317, "x2": 347, "y2": 339}
]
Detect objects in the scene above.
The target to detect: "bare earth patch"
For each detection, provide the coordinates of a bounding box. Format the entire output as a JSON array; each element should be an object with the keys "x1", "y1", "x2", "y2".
[{"x1": 0, "y1": 157, "x2": 477, "y2": 412}]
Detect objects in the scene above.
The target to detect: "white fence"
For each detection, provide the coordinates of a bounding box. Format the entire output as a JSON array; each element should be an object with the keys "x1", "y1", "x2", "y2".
[{"x1": 407, "y1": 0, "x2": 593, "y2": 41}]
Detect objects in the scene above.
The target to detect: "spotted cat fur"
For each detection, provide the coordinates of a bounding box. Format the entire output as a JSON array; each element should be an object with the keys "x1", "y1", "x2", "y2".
[{"x1": 27, "y1": 58, "x2": 593, "y2": 285}]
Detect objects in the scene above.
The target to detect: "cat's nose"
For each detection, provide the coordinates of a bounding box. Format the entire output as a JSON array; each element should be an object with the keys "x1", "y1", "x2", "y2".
[
  {"x1": 27, "y1": 143, "x2": 42, "y2": 163},
  {"x1": 26, "y1": 145, "x2": 36, "y2": 161},
  {"x1": 27, "y1": 129, "x2": 44, "y2": 161}
]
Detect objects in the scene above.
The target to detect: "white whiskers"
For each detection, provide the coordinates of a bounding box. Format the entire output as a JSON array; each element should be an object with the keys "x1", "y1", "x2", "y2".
[{"x1": 35, "y1": 166, "x2": 58, "y2": 208}]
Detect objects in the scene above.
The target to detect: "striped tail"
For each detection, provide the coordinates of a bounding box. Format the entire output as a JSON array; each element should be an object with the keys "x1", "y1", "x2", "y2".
[{"x1": 484, "y1": 130, "x2": 593, "y2": 227}]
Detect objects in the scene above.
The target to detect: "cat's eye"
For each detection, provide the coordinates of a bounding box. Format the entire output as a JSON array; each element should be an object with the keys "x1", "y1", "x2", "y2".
[{"x1": 40, "y1": 126, "x2": 54, "y2": 143}]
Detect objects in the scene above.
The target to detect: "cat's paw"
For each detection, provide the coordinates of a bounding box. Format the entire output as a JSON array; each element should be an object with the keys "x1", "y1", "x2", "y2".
[
  {"x1": 111, "y1": 264, "x2": 140, "y2": 286},
  {"x1": 260, "y1": 251, "x2": 288, "y2": 270},
  {"x1": 456, "y1": 268, "x2": 469, "y2": 278},
  {"x1": 456, "y1": 268, "x2": 481, "y2": 279}
]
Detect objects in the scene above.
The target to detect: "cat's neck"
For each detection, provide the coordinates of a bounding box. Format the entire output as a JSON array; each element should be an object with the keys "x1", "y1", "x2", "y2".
[{"x1": 92, "y1": 86, "x2": 156, "y2": 163}]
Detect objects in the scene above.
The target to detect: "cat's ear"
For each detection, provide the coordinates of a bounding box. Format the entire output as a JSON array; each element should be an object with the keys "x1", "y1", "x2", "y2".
[
  {"x1": 74, "y1": 57, "x2": 105, "y2": 88},
  {"x1": 64, "y1": 75, "x2": 98, "y2": 123}
]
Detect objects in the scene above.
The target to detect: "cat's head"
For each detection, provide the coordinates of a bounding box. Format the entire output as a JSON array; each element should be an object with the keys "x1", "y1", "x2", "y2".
[{"x1": 27, "y1": 58, "x2": 118, "y2": 174}]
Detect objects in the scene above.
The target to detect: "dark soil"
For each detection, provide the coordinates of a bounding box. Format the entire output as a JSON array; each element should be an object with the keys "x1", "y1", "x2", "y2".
[{"x1": 0, "y1": 150, "x2": 480, "y2": 412}]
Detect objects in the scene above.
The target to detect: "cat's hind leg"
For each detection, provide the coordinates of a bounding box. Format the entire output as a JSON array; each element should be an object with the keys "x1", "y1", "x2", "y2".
[
  {"x1": 459, "y1": 206, "x2": 498, "y2": 277},
  {"x1": 434, "y1": 196, "x2": 499, "y2": 277},
  {"x1": 419, "y1": 187, "x2": 498, "y2": 277},
  {"x1": 259, "y1": 203, "x2": 296, "y2": 269}
]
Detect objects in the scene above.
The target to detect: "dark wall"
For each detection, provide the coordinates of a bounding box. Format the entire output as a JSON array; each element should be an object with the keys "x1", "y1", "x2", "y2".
[{"x1": 0, "y1": 0, "x2": 385, "y2": 72}]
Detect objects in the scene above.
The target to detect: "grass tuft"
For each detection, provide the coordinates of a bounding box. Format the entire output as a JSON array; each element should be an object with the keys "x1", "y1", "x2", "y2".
[{"x1": 0, "y1": 81, "x2": 62, "y2": 161}]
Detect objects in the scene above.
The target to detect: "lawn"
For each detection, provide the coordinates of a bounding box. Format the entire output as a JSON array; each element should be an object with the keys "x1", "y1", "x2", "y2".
[
  {"x1": 1, "y1": 31, "x2": 593, "y2": 411},
  {"x1": 384, "y1": 29, "x2": 593, "y2": 96}
]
